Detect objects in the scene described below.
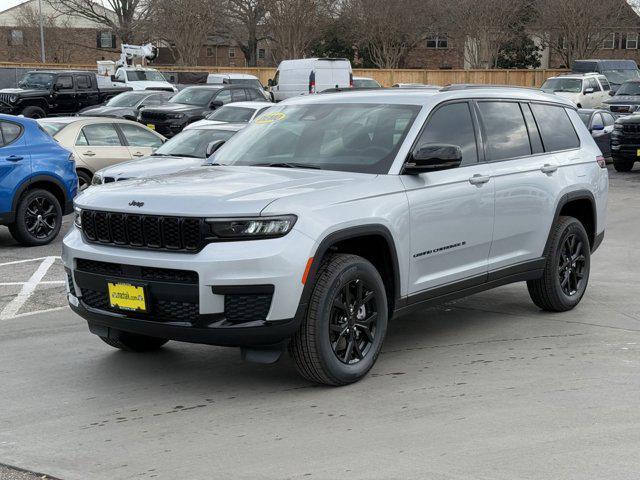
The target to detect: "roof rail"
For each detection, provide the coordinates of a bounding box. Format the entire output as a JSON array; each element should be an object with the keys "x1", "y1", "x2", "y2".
[{"x1": 440, "y1": 84, "x2": 544, "y2": 92}]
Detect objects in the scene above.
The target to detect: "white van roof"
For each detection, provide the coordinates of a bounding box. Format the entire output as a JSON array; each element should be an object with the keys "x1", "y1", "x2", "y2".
[{"x1": 278, "y1": 58, "x2": 351, "y2": 70}]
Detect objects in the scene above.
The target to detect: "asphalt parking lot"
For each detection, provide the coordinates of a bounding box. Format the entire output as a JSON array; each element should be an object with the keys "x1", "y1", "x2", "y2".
[{"x1": 1, "y1": 166, "x2": 639, "y2": 480}]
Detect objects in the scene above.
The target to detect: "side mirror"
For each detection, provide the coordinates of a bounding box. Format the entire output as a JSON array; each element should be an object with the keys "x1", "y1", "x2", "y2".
[
  {"x1": 137, "y1": 104, "x2": 145, "y2": 110},
  {"x1": 267, "y1": 79, "x2": 274, "y2": 87},
  {"x1": 403, "y1": 144, "x2": 463, "y2": 174},
  {"x1": 210, "y1": 99, "x2": 224, "y2": 109},
  {"x1": 609, "y1": 90, "x2": 615, "y2": 96},
  {"x1": 591, "y1": 123, "x2": 605, "y2": 132},
  {"x1": 110, "y1": 75, "x2": 117, "y2": 82},
  {"x1": 53, "y1": 83, "x2": 61, "y2": 91},
  {"x1": 206, "y1": 139, "x2": 226, "y2": 157},
  {"x1": 583, "y1": 87, "x2": 594, "y2": 94}
]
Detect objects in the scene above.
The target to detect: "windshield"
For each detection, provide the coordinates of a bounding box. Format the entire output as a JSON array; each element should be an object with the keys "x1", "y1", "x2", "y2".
[
  {"x1": 354, "y1": 79, "x2": 381, "y2": 88},
  {"x1": 578, "y1": 112, "x2": 592, "y2": 126},
  {"x1": 206, "y1": 106, "x2": 259, "y2": 123},
  {"x1": 603, "y1": 69, "x2": 640, "y2": 86},
  {"x1": 614, "y1": 81, "x2": 640, "y2": 96},
  {"x1": 154, "y1": 129, "x2": 237, "y2": 158},
  {"x1": 18, "y1": 72, "x2": 56, "y2": 89},
  {"x1": 106, "y1": 92, "x2": 147, "y2": 107},
  {"x1": 170, "y1": 88, "x2": 216, "y2": 106},
  {"x1": 125, "y1": 70, "x2": 167, "y2": 82},
  {"x1": 212, "y1": 103, "x2": 420, "y2": 174},
  {"x1": 541, "y1": 78, "x2": 582, "y2": 93}
]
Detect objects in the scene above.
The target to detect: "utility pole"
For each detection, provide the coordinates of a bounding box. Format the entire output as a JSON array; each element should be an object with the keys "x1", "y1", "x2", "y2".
[{"x1": 38, "y1": 0, "x2": 46, "y2": 63}]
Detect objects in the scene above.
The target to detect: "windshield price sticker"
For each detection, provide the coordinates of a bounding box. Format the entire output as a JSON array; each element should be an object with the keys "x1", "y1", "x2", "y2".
[{"x1": 255, "y1": 112, "x2": 286, "y2": 124}]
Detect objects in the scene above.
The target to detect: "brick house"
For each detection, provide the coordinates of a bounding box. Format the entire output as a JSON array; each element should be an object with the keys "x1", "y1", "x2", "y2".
[{"x1": 0, "y1": 0, "x2": 120, "y2": 64}]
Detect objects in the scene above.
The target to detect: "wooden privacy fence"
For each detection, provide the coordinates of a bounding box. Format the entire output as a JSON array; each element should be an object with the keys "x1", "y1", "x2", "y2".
[{"x1": 0, "y1": 62, "x2": 568, "y2": 87}]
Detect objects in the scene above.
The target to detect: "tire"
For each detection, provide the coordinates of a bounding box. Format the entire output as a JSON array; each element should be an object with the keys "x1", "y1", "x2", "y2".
[
  {"x1": 613, "y1": 159, "x2": 634, "y2": 172},
  {"x1": 21, "y1": 106, "x2": 46, "y2": 119},
  {"x1": 527, "y1": 216, "x2": 591, "y2": 312},
  {"x1": 290, "y1": 254, "x2": 388, "y2": 386},
  {"x1": 9, "y1": 189, "x2": 62, "y2": 246},
  {"x1": 100, "y1": 331, "x2": 169, "y2": 352},
  {"x1": 76, "y1": 170, "x2": 92, "y2": 191}
]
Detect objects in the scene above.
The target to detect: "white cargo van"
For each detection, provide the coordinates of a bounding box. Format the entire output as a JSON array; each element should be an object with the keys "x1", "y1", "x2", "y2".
[{"x1": 268, "y1": 58, "x2": 352, "y2": 102}]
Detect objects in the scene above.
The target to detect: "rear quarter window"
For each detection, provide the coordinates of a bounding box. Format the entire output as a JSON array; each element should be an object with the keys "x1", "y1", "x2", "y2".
[{"x1": 530, "y1": 104, "x2": 580, "y2": 152}]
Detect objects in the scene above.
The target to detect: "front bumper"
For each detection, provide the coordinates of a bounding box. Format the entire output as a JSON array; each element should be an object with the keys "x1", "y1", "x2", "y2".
[
  {"x1": 63, "y1": 227, "x2": 316, "y2": 347},
  {"x1": 138, "y1": 118, "x2": 188, "y2": 137}
]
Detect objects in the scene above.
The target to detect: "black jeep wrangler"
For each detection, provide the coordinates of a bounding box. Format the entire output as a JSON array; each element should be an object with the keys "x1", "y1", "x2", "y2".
[{"x1": 611, "y1": 115, "x2": 640, "y2": 172}]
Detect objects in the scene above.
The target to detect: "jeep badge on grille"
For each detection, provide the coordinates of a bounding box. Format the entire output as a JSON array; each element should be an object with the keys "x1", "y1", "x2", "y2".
[{"x1": 129, "y1": 201, "x2": 144, "y2": 208}]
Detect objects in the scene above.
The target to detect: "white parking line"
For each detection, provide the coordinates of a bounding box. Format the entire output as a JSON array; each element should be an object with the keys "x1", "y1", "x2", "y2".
[{"x1": 0, "y1": 256, "x2": 63, "y2": 320}]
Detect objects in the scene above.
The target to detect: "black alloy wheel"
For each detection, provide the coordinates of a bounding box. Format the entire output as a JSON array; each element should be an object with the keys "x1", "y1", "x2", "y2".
[
  {"x1": 25, "y1": 195, "x2": 58, "y2": 240},
  {"x1": 558, "y1": 234, "x2": 587, "y2": 297},
  {"x1": 329, "y1": 278, "x2": 378, "y2": 364}
]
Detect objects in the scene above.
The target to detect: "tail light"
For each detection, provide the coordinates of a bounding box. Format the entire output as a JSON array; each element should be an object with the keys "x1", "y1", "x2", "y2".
[
  {"x1": 349, "y1": 72, "x2": 353, "y2": 88},
  {"x1": 596, "y1": 155, "x2": 606, "y2": 168},
  {"x1": 309, "y1": 71, "x2": 316, "y2": 94}
]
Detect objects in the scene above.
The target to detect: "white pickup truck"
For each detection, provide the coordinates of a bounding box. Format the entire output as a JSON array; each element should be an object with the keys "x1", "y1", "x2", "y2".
[{"x1": 97, "y1": 63, "x2": 177, "y2": 93}]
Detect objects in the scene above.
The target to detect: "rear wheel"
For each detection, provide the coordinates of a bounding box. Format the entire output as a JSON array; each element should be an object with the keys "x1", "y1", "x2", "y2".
[
  {"x1": 9, "y1": 189, "x2": 62, "y2": 246},
  {"x1": 21, "y1": 106, "x2": 46, "y2": 118},
  {"x1": 613, "y1": 158, "x2": 634, "y2": 172},
  {"x1": 100, "y1": 331, "x2": 169, "y2": 352},
  {"x1": 527, "y1": 216, "x2": 590, "y2": 312},
  {"x1": 290, "y1": 254, "x2": 388, "y2": 386}
]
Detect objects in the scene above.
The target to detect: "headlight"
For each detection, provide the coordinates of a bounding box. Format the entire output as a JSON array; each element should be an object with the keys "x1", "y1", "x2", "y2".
[
  {"x1": 205, "y1": 215, "x2": 297, "y2": 240},
  {"x1": 170, "y1": 113, "x2": 184, "y2": 119},
  {"x1": 9, "y1": 95, "x2": 18, "y2": 103},
  {"x1": 74, "y1": 207, "x2": 82, "y2": 229},
  {"x1": 614, "y1": 124, "x2": 623, "y2": 130},
  {"x1": 92, "y1": 172, "x2": 104, "y2": 185}
]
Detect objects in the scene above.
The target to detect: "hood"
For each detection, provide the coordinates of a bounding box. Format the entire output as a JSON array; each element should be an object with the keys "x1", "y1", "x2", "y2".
[
  {"x1": 551, "y1": 91, "x2": 579, "y2": 104},
  {"x1": 98, "y1": 155, "x2": 204, "y2": 180},
  {"x1": 77, "y1": 166, "x2": 372, "y2": 216},
  {"x1": 0, "y1": 87, "x2": 49, "y2": 98},
  {"x1": 142, "y1": 103, "x2": 207, "y2": 115},
  {"x1": 127, "y1": 81, "x2": 175, "y2": 91},
  {"x1": 603, "y1": 95, "x2": 640, "y2": 105},
  {"x1": 183, "y1": 119, "x2": 223, "y2": 130},
  {"x1": 613, "y1": 114, "x2": 640, "y2": 125},
  {"x1": 78, "y1": 105, "x2": 135, "y2": 117}
]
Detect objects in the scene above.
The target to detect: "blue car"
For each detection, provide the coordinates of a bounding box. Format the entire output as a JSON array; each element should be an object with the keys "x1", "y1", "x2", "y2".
[{"x1": 0, "y1": 114, "x2": 77, "y2": 245}]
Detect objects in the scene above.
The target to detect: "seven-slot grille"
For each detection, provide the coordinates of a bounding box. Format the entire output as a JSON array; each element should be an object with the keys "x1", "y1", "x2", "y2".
[
  {"x1": 139, "y1": 110, "x2": 169, "y2": 121},
  {"x1": 81, "y1": 210, "x2": 205, "y2": 252},
  {"x1": 622, "y1": 123, "x2": 640, "y2": 133},
  {"x1": 0, "y1": 93, "x2": 13, "y2": 105},
  {"x1": 610, "y1": 105, "x2": 632, "y2": 113}
]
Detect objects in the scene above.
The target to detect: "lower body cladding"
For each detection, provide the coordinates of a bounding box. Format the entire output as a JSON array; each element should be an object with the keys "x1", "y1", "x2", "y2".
[{"x1": 62, "y1": 227, "x2": 315, "y2": 356}]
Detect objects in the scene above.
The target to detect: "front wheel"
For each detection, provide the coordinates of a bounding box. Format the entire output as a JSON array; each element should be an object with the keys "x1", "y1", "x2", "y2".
[
  {"x1": 290, "y1": 254, "x2": 388, "y2": 386},
  {"x1": 9, "y1": 189, "x2": 62, "y2": 246},
  {"x1": 527, "y1": 216, "x2": 591, "y2": 312}
]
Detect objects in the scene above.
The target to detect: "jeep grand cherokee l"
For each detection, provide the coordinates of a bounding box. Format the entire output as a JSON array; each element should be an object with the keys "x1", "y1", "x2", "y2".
[{"x1": 64, "y1": 89, "x2": 608, "y2": 386}]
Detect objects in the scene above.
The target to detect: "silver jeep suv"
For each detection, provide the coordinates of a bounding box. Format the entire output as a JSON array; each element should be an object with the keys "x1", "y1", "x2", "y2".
[{"x1": 64, "y1": 88, "x2": 608, "y2": 385}]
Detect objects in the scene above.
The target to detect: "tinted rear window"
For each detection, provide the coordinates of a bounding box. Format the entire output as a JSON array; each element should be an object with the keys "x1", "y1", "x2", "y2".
[
  {"x1": 530, "y1": 104, "x2": 579, "y2": 152},
  {"x1": 478, "y1": 101, "x2": 531, "y2": 161}
]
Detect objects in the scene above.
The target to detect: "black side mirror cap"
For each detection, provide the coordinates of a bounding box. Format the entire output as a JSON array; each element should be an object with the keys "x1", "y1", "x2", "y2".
[
  {"x1": 210, "y1": 99, "x2": 224, "y2": 109},
  {"x1": 402, "y1": 144, "x2": 463, "y2": 174},
  {"x1": 206, "y1": 139, "x2": 226, "y2": 157},
  {"x1": 609, "y1": 90, "x2": 615, "y2": 96},
  {"x1": 267, "y1": 79, "x2": 274, "y2": 87}
]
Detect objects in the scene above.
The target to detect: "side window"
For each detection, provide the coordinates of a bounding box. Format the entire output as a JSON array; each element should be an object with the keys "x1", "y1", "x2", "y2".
[
  {"x1": 477, "y1": 101, "x2": 531, "y2": 161},
  {"x1": 415, "y1": 102, "x2": 478, "y2": 166},
  {"x1": 143, "y1": 94, "x2": 164, "y2": 106},
  {"x1": 589, "y1": 78, "x2": 601, "y2": 91},
  {"x1": 76, "y1": 124, "x2": 122, "y2": 146},
  {"x1": 77, "y1": 75, "x2": 91, "y2": 89},
  {"x1": 599, "y1": 76, "x2": 610, "y2": 91},
  {"x1": 115, "y1": 70, "x2": 125, "y2": 82},
  {"x1": 231, "y1": 89, "x2": 247, "y2": 102},
  {"x1": 530, "y1": 104, "x2": 580, "y2": 152},
  {"x1": 272, "y1": 71, "x2": 279, "y2": 86},
  {"x1": 245, "y1": 88, "x2": 258, "y2": 100},
  {"x1": 521, "y1": 103, "x2": 544, "y2": 154},
  {"x1": 602, "y1": 112, "x2": 615, "y2": 126},
  {"x1": 591, "y1": 113, "x2": 604, "y2": 129},
  {"x1": 0, "y1": 121, "x2": 23, "y2": 146},
  {"x1": 56, "y1": 76, "x2": 73, "y2": 90},
  {"x1": 216, "y1": 89, "x2": 232, "y2": 104},
  {"x1": 119, "y1": 123, "x2": 162, "y2": 148}
]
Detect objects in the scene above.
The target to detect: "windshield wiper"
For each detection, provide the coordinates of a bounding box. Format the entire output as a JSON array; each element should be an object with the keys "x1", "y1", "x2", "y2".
[{"x1": 253, "y1": 162, "x2": 322, "y2": 170}]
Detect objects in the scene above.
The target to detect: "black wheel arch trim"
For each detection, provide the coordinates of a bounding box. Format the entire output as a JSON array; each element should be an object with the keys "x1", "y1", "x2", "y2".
[
  {"x1": 544, "y1": 189, "x2": 598, "y2": 254},
  {"x1": 11, "y1": 174, "x2": 70, "y2": 217},
  {"x1": 293, "y1": 224, "x2": 402, "y2": 323}
]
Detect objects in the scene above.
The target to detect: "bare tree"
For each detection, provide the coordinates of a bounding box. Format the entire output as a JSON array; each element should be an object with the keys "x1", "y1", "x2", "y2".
[
  {"x1": 225, "y1": 0, "x2": 268, "y2": 67},
  {"x1": 49, "y1": 0, "x2": 150, "y2": 43},
  {"x1": 264, "y1": 0, "x2": 333, "y2": 61},
  {"x1": 537, "y1": 0, "x2": 631, "y2": 68},
  {"x1": 344, "y1": 0, "x2": 440, "y2": 69},
  {"x1": 443, "y1": 0, "x2": 531, "y2": 69},
  {"x1": 147, "y1": 0, "x2": 219, "y2": 65}
]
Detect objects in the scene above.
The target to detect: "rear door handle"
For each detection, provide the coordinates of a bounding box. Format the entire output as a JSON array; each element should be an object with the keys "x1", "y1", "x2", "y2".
[
  {"x1": 468, "y1": 174, "x2": 491, "y2": 185},
  {"x1": 540, "y1": 163, "x2": 559, "y2": 174},
  {"x1": 83, "y1": 151, "x2": 96, "y2": 156},
  {"x1": 6, "y1": 155, "x2": 23, "y2": 162}
]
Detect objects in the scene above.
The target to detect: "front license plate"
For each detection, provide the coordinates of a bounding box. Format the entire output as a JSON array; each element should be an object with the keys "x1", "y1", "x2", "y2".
[
  {"x1": 108, "y1": 282, "x2": 146, "y2": 312},
  {"x1": 147, "y1": 123, "x2": 155, "y2": 130},
  {"x1": 637, "y1": 149, "x2": 640, "y2": 157}
]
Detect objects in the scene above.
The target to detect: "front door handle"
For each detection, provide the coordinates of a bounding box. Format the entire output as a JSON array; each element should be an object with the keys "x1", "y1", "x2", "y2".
[
  {"x1": 83, "y1": 151, "x2": 96, "y2": 156},
  {"x1": 540, "y1": 163, "x2": 559, "y2": 174},
  {"x1": 132, "y1": 152, "x2": 144, "y2": 157},
  {"x1": 468, "y1": 174, "x2": 490, "y2": 185},
  {"x1": 6, "y1": 155, "x2": 23, "y2": 162}
]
